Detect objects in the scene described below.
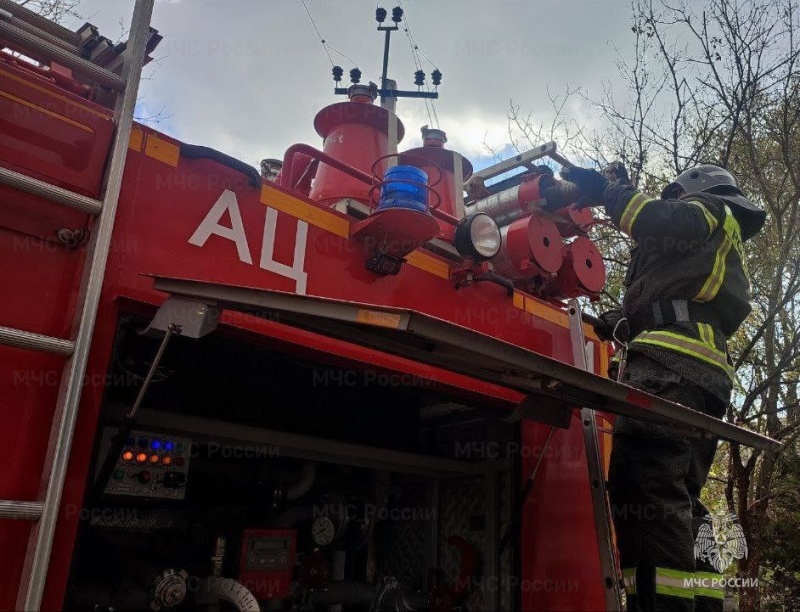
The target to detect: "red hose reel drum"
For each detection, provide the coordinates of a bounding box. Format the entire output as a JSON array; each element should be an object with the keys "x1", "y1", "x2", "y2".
[
  {"x1": 491, "y1": 214, "x2": 564, "y2": 280},
  {"x1": 556, "y1": 205, "x2": 594, "y2": 237},
  {"x1": 550, "y1": 237, "x2": 606, "y2": 298}
]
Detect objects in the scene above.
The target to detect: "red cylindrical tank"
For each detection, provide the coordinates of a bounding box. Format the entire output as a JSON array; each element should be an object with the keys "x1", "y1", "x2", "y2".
[
  {"x1": 550, "y1": 237, "x2": 606, "y2": 298},
  {"x1": 398, "y1": 127, "x2": 473, "y2": 219},
  {"x1": 309, "y1": 84, "x2": 405, "y2": 205},
  {"x1": 491, "y1": 214, "x2": 564, "y2": 280}
]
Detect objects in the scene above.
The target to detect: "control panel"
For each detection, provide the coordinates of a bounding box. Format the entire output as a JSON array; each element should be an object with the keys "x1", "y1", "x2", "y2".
[
  {"x1": 99, "y1": 428, "x2": 192, "y2": 500},
  {"x1": 238, "y1": 529, "x2": 297, "y2": 600}
]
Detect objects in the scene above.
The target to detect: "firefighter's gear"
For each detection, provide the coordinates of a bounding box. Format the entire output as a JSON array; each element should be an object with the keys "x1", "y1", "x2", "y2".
[
  {"x1": 608, "y1": 353, "x2": 723, "y2": 612},
  {"x1": 559, "y1": 163, "x2": 763, "y2": 611},
  {"x1": 559, "y1": 166, "x2": 609, "y2": 207},
  {"x1": 602, "y1": 160, "x2": 631, "y2": 185},
  {"x1": 661, "y1": 164, "x2": 766, "y2": 240},
  {"x1": 603, "y1": 184, "x2": 752, "y2": 404},
  {"x1": 593, "y1": 309, "x2": 630, "y2": 343}
]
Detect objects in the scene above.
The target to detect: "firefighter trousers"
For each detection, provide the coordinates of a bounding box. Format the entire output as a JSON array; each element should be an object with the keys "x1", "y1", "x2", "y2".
[{"x1": 608, "y1": 353, "x2": 725, "y2": 612}]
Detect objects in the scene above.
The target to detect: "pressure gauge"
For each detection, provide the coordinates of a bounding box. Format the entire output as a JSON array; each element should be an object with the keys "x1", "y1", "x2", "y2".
[
  {"x1": 311, "y1": 515, "x2": 336, "y2": 547},
  {"x1": 200, "y1": 577, "x2": 260, "y2": 612}
]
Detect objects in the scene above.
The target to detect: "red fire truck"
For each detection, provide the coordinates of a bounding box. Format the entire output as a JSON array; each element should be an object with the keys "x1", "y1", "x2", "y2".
[{"x1": 0, "y1": 1, "x2": 778, "y2": 611}]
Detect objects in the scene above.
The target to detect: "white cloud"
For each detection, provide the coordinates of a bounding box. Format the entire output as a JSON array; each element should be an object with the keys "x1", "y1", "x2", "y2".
[{"x1": 64, "y1": 0, "x2": 636, "y2": 169}]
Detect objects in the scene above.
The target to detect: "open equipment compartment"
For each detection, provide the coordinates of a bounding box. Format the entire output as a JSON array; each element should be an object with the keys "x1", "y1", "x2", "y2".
[{"x1": 66, "y1": 310, "x2": 519, "y2": 611}]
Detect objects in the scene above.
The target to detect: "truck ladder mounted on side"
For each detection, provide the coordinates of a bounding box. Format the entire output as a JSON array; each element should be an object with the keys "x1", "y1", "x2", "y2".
[
  {"x1": 567, "y1": 299, "x2": 623, "y2": 610},
  {"x1": 0, "y1": 1, "x2": 155, "y2": 609}
]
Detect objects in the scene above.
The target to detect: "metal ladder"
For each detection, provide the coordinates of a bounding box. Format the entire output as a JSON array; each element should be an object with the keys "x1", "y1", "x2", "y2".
[
  {"x1": 0, "y1": 1, "x2": 155, "y2": 609},
  {"x1": 566, "y1": 299, "x2": 624, "y2": 611}
]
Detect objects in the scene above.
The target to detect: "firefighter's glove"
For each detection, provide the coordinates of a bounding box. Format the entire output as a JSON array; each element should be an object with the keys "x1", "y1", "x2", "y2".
[
  {"x1": 602, "y1": 161, "x2": 630, "y2": 186},
  {"x1": 593, "y1": 309, "x2": 630, "y2": 344},
  {"x1": 559, "y1": 166, "x2": 608, "y2": 209}
]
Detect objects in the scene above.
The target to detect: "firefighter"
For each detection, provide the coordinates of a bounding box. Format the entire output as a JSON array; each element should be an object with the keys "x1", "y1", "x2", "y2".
[{"x1": 559, "y1": 163, "x2": 765, "y2": 612}]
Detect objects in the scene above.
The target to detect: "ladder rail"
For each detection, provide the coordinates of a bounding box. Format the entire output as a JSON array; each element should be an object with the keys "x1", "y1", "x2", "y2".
[
  {"x1": 0, "y1": 8, "x2": 82, "y2": 55},
  {"x1": 567, "y1": 300, "x2": 624, "y2": 611},
  {"x1": 15, "y1": 2, "x2": 156, "y2": 609},
  {"x1": 0, "y1": 19, "x2": 125, "y2": 90},
  {"x1": 0, "y1": 0, "x2": 81, "y2": 46}
]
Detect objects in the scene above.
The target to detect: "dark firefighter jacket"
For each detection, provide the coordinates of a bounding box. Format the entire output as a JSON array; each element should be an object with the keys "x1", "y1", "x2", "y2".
[{"x1": 602, "y1": 183, "x2": 752, "y2": 404}]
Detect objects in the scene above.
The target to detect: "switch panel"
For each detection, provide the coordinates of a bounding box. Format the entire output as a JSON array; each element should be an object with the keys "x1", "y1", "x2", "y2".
[{"x1": 99, "y1": 428, "x2": 192, "y2": 500}]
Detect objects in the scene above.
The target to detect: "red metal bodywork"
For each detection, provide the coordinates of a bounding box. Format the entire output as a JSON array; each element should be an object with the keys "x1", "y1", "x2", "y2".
[{"x1": 0, "y1": 69, "x2": 613, "y2": 610}]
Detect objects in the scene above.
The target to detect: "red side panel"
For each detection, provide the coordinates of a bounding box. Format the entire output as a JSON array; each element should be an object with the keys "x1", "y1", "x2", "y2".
[
  {"x1": 0, "y1": 58, "x2": 114, "y2": 197},
  {"x1": 0, "y1": 119, "x2": 609, "y2": 611},
  {"x1": 521, "y1": 420, "x2": 606, "y2": 610},
  {"x1": 0, "y1": 59, "x2": 113, "y2": 243}
]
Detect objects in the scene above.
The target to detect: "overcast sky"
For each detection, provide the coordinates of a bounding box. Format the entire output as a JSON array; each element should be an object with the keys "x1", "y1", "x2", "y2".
[{"x1": 61, "y1": 0, "x2": 635, "y2": 171}]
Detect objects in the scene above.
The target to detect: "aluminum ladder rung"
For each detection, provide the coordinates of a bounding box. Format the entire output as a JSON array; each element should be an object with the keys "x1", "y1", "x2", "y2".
[
  {"x1": 0, "y1": 0, "x2": 80, "y2": 46},
  {"x1": 0, "y1": 20, "x2": 125, "y2": 90},
  {"x1": 0, "y1": 326, "x2": 75, "y2": 357},
  {"x1": 0, "y1": 166, "x2": 103, "y2": 215},
  {"x1": 0, "y1": 500, "x2": 44, "y2": 521}
]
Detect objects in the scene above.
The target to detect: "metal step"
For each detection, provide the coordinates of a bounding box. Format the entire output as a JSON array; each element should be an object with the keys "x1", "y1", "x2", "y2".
[
  {"x1": 0, "y1": 166, "x2": 103, "y2": 215},
  {"x1": 0, "y1": 19, "x2": 125, "y2": 90},
  {"x1": 0, "y1": 326, "x2": 75, "y2": 357},
  {"x1": 0, "y1": 500, "x2": 44, "y2": 521}
]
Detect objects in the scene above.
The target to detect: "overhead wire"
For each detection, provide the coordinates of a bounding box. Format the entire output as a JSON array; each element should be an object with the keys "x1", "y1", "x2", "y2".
[
  {"x1": 299, "y1": 0, "x2": 333, "y2": 66},
  {"x1": 395, "y1": 1, "x2": 432, "y2": 122},
  {"x1": 397, "y1": 0, "x2": 440, "y2": 127},
  {"x1": 299, "y1": 0, "x2": 361, "y2": 71}
]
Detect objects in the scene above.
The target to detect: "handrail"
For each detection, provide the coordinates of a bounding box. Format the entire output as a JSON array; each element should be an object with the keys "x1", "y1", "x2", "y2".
[
  {"x1": 280, "y1": 143, "x2": 373, "y2": 189},
  {"x1": 280, "y1": 143, "x2": 461, "y2": 226}
]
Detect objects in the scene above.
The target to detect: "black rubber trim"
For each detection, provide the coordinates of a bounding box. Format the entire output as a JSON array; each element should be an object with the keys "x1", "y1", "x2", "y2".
[{"x1": 179, "y1": 143, "x2": 261, "y2": 188}]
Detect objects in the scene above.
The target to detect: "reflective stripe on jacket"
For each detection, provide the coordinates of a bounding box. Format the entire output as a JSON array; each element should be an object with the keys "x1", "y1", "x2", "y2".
[{"x1": 602, "y1": 184, "x2": 750, "y2": 385}]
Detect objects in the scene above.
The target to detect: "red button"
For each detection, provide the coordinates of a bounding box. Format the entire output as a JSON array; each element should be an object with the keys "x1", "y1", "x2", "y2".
[
  {"x1": 174, "y1": 457, "x2": 185, "y2": 467},
  {"x1": 137, "y1": 471, "x2": 152, "y2": 484}
]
